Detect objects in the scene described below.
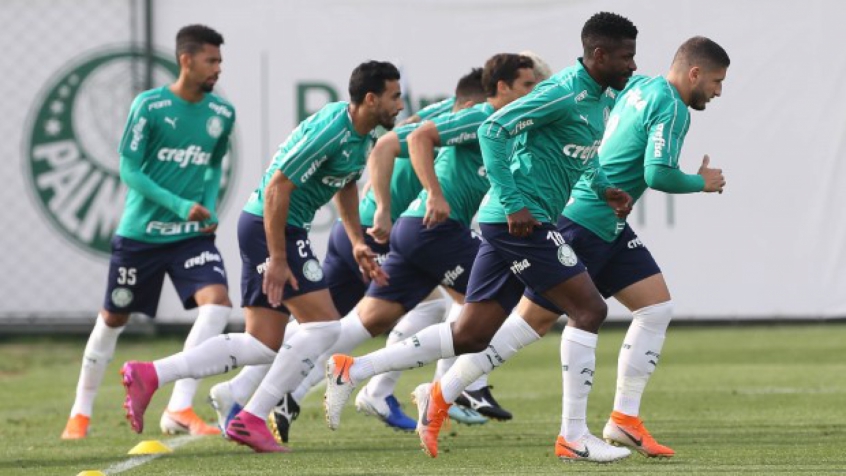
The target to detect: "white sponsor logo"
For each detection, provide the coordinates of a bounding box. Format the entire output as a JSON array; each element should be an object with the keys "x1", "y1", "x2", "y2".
[
  {"x1": 342, "y1": 149, "x2": 351, "y2": 159},
  {"x1": 510, "y1": 259, "x2": 531, "y2": 274},
  {"x1": 157, "y1": 145, "x2": 212, "y2": 167},
  {"x1": 321, "y1": 171, "x2": 359, "y2": 188},
  {"x1": 299, "y1": 156, "x2": 327, "y2": 182},
  {"x1": 512, "y1": 119, "x2": 533, "y2": 135},
  {"x1": 146, "y1": 221, "x2": 201, "y2": 235},
  {"x1": 164, "y1": 116, "x2": 178, "y2": 129},
  {"x1": 111, "y1": 287, "x2": 134, "y2": 307},
  {"x1": 184, "y1": 250, "x2": 222, "y2": 269},
  {"x1": 303, "y1": 259, "x2": 324, "y2": 282},
  {"x1": 627, "y1": 237, "x2": 644, "y2": 249},
  {"x1": 575, "y1": 90, "x2": 588, "y2": 102},
  {"x1": 477, "y1": 165, "x2": 487, "y2": 177},
  {"x1": 147, "y1": 99, "x2": 171, "y2": 111},
  {"x1": 207, "y1": 116, "x2": 223, "y2": 138},
  {"x1": 209, "y1": 102, "x2": 233, "y2": 118},
  {"x1": 446, "y1": 131, "x2": 476, "y2": 145},
  {"x1": 557, "y1": 244, "x2": 578, "y2": 267},
  {"x1": 579, "y1": 114, "x2": 589, "y2": 124},
  {"x1": 562, "y1": 140, "x2": 601, "y2": 163},
  {"x1": 213, "y1": 266, "x2": 226, "y2": 277},
  {"x1": 130, "y1": 117, "x2": 147, "y2": 151},
  {"x1": 441, "y1": 265, "x2": 465, "y2": 287},
  {"x1": 653, "y1": 123, "x2": 666, "y2": 158},
  {"x1": 623, "y1": 88, "x2": 647, "y2": 111}
]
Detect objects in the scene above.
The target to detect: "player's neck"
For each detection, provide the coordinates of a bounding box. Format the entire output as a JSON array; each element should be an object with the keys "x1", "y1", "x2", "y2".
[
  {"x1": 348, "y1": 103, "x2": 376, "y2": 136},
  {"x1": 488, "y1": 97, "x2": 507, "y2": 111},
  {"x1": 665, "y1": 71, "x2": 691, "y2": 107},
  {"x1": 169, "y1": 78, "x2": 205, "y2": 103}
]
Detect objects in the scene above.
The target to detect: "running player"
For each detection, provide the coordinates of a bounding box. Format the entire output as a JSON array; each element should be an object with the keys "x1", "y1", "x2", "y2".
[
  {"x1": 61, "y1": 24, "x2": 235, "y2": 440},
  {"x1": 324, "y1": 12, "x2": 639, "y2": 463},
  {"x1": 523, "y1": 36, "x2": 730, "y2": 458},
  {"x1": 119, "y1": 61, "x2": 403, "y2": 453},
  {"x1": 322, "y1": 52, "x2": 537, "y2": 430},
  {"x1": 207, "y1": 68, "x2": 489, "y2": 442}
]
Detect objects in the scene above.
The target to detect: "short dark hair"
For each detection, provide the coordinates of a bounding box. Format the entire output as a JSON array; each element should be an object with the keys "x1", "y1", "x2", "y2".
[
  {"x1": 454, "y1": 68, "x2": 485, "y2": 104},
  {"x1": 673, "y1": 36, "x2": 731, "y2": 70},
  {"x1": 581, "y1": 12, "x2": 638, "y2": 53},
  {"x1": 175, "y1": 24, "x2": 224, "y2": 59},
  {"x1": 481, "y1": 54, "x2": 535, "y2": 97},
  {"x1": 348, "y1": 61, "x2": 401, "y2": 104}
]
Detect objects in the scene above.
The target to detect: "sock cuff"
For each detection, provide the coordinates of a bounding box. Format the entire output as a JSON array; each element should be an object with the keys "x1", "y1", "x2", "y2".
[
  {"x1": 297, "y1": 320, "x2": 342, "y2": 332},
  {"x1": 507, "y1": 312, "x2": 541, "y2": 342},
  {"x1": 342, "y1": 311, "x2": 373, "y2": 339},
  {"x1": 563, "y1": 326, "x2": 598, "y2": 348},
  {"x1": 416, "y1": 296, "x2": 449, "y2": 314},
  {"x1": 445, "y1": 302, "x2": 463, "y2": 324},
  {"x1": 438, "y1": 323, "x2": 456, "y2": 358},
  {"x1": 632, "y1": 300, "x2": 673, "y2": 333},
  {"x1": 632, "y1": 300, "x2": 673, "y2": 318},
  {"x1": 95, "y1": 314, "x2": 126, "y2": 335},
  {"x1": 242, "y1": 333, "x2": 278, "y2": 359}
]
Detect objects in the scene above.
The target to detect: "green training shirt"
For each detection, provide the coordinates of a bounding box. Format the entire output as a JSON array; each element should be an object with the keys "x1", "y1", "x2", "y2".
[
  {"x1": 243, "y1": 102, "x2": 374, "y2": 229},
  {"x1": 476, "y1": 60, "x2": 615, "y2": 225},
  {"x1": 564, "y1": 75, "x2": 693, "y2": 242},
  {"x1": 116, "y1": 86, "x2": 235, "y2": 243},
  {"x1": 402, "y1": 102, "x2": 494, "y2": 227}
]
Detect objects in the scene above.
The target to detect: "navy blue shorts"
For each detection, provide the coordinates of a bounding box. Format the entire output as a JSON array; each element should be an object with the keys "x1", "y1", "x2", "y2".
[
  {"x1": 323, "y1": 220, "x2": 390, "y2": 316},
  {"x1": 524, "y1": 216, "x2": 661, "y2": 312},
  {"x1": 464, "y1": 222, "x2": 586, "y2": 312},
  {"x1": 238, "y1": 211, "x2": 327, "y2": 313},
  {"x1": 366, "y1": 217, "x2": 480, "y2": 311},
  {"x1": 103, "y1": 234, "x2": 228, "y2": 317}
]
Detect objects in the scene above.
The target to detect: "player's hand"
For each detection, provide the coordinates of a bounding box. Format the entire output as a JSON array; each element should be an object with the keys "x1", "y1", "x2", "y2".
[
  {"x1": 423, "y1": 193, "x2": 450, "y2": 228},
  {"x1": 262, "y1": 256, "x2": 298, "y2": 307},
  {"x1": 698, "y1": 154, "x2": 726, "y2": 193},
  {"x1": 199, "y1": 222, "x2": 218, "y2": 234},
  {"x1": 353, "y1": 242, "x2": 388, "y2": 287},
  {"x1": 604, "y1": 187, "x2": 633, "y2": 219},
  {"x1": 187, "y1": 203, "x2": 212, "y2": 222},
  {"x1": 506, "y1": 208, "x2": 540, "y2": 238},
  {"x1": 367, "y1": 208, "x2": 392, "y2": 244}
]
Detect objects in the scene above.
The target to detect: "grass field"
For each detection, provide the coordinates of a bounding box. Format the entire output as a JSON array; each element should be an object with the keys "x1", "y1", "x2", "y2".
[{"x1": 1, "y1": 324, "x2": 845, "y2": 475}]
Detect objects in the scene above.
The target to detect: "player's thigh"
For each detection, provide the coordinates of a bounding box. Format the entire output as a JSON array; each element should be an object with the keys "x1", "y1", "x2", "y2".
[
  {"x1": 244, "y1": 306, "x2": 290, "y2": 350},
  {"x1": 167, "y1": 235, "x2": 230, "y2": 308},
  {"x1": 401, "y1": 218, "x2": 480, "y2": 296},
  {"x1": 613, "y1": 274, "x2": 670, "y2": 312},
  {"x1": 464, "y1": 236, "x2": 525, "y2": 316},
  {"x1": 597, "y1": 225, "x2": 667, "y2": 310},
  {"x1": 539, "y1": 271, "x2": 607, "y2": 319},
  {"x1": 284, "y1": 289, "x2": 341, "y2": 322},
  {"x1": 102, "y1": 236, "x2": 167, "y2": 317}
]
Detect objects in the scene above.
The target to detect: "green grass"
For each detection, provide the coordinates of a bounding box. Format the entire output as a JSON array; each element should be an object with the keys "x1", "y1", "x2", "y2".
[{"x1": 1, "y1": 324, "x2": 845, "y2": 475}]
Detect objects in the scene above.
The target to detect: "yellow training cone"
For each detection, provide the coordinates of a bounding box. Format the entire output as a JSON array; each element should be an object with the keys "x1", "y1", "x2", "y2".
[
  {"x1": 128, "y1": 440, "x2": 172, "y2": 455},
  {"x1": 76, "y1": 472, "x2": 106, "y2": 476}
]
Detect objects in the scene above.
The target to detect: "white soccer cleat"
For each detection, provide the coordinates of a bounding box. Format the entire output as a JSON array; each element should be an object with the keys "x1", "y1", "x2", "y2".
[
  {"x1": 208, "y1": 382, "x2": 241, "y2": 437},
  {"x1": 555, "y1": 433, "x2": 632, "y2": 463},
  {"x1": 323, "y1": 354, "x2": 357, "y2": 430}
]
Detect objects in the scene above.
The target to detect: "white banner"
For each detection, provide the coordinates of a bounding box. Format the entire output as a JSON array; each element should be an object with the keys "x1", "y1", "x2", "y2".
[{"x1": 2, "y1": 0, "x2": 843, "y2": 321}]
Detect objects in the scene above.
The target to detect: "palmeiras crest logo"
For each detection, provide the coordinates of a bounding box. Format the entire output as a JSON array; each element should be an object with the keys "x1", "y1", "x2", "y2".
[{"x1": 24, "y1": 47, "x2": 238, "y2": 257}]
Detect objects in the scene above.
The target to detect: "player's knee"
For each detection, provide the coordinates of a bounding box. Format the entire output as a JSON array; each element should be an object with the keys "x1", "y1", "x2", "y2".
[
  {"x1": 451, "y1": 326, "x2": 492, "y2": 354},
  {"x1": 101, "y1": 311, "x2": 130, "y2": 328}
]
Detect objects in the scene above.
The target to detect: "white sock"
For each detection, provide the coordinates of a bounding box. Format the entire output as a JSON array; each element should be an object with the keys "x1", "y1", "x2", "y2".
[
  {"x1": 154, "y1": 333, "x2": 276, "y2": 385},
  {"x1": 228, "y1": 364, "x2": 271, "y2": 406},
  {"x1": 292, "y1": 311, "x2": 373, "y2": 402},
  {"x1": 70, "y1": 314, "x2": 125, "y2": 417},
  {"x1": 433, "y1": 302, "x2": 462, "y2": 381},
  {"x1": 440, "y1": 313, "x2": 540, "y2": 403},
  {"x1": 245, "y1": 320, "x2": 341, "y2": 418},
  {"x1": 350, "y1": 322, "x2": 454, "y2": 383},
  {"x1": 167, "y1": 304, "x2": 230, "y2": 411},
  {"x1": 614, "y1": 300, "x2": 672, "y2": 416},
  {"x1": 560, "y1": 326, "x2": 598, "y2": 441},
  {"x1": 367, "y1": 297, "x2": 448, "y2": 400}
]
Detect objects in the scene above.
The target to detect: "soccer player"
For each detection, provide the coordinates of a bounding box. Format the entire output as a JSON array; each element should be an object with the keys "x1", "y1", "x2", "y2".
[
  {"x1": 60, "y1": 25, "x2": 235, "y2": 440},
  {"x1": 521, "y1": 36, "x2": 730, "y2": 458},
  {"x1": 324, "y1": 12, "x2": 638, "y2": 463},
  {"x1": 208, "y1": 69, "x2": 489, "y2": 442},
  {"x1": 119, "y1": 61, "x2": 403, "y2": 453},
  {"x1": 322, "y1": 52, "x2": 537, "y2": 429}
]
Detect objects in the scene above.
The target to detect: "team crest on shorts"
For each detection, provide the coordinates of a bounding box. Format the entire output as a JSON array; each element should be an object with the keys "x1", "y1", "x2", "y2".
[
  {"x1": 111, "y1": 287, "x2": 134, "y2": 307},
  {"x1": 302, "y1": 259, "x2": 324, "y2": 282},
  {"x1": 557, "y1": 244, "x2": 578, "y2": 267}
]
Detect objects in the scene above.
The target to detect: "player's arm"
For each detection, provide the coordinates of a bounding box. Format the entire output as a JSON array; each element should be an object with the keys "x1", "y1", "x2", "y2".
[
  {"x1": 397, "y1": 97, "x2": 455, "y2": 126},
  {"x1": 479, "y1": 87, "x2": 562, "y2": 236},
  {"x1": 262, "y1": 170, "x2": 299, "y2": 307},
  {"x1": 335, "y1": 181, "x2": 388, "y2": 286},
  {"x1": 199, "y1": 119, "x2": 233, "y2": 232},
  {"x1": 117, "y1": 99, "x2": 199, "y2": 220},
  {"x1": 583, "y1": 157, "x2": 632, "y2": 219},
  {"x1": 643, "y1": 110, "x2": 724, "y2": 193},
  {"x1": 367, "y1": 130, "x2": 403, "y2": 243}
]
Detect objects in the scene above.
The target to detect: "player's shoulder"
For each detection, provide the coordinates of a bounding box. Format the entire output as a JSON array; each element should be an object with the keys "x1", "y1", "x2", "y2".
[
  {"x1": 130, "y1": 86, "x2": 170, "y2": 113},
  {"x1": 205, "y1": 93, "x2": 236, "y2": 120},
  {"x1": 308, "y1": 101, "x2": 350, "y2": 127},
  {"x1": 417, "y1": 97, "x2": 455, "y2": 120}
]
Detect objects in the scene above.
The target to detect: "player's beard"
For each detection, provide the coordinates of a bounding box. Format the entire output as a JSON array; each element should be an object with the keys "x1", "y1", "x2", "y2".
[
  {"x1": 378, "y1": 110, "x2": 397, "y2": 130},
  {"x1": 689, "y1": 87, "x2": 709, "y2": 111},
  {"x1": 201, "y1": 81, "x2": 215, "y2": 93}
]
